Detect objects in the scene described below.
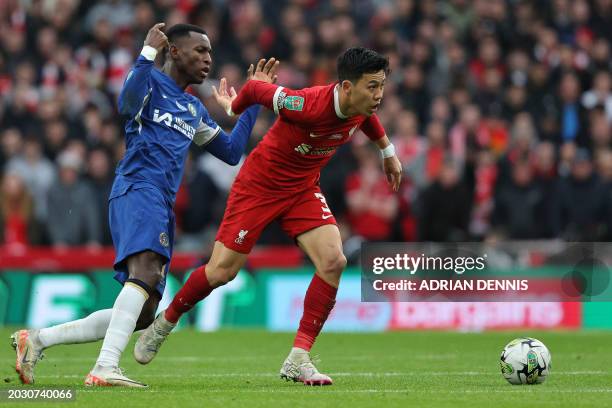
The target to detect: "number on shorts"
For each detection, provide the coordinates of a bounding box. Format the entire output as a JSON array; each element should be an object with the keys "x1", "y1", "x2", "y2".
[{"x1": 314, "y1": 193, "x2": 333, "y2": 219}]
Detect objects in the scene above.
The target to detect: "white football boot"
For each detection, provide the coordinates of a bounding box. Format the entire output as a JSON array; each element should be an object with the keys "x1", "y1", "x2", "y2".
[
  {"x1": 280, "y1": 347, "x2": 333, "y2": 386},
  {"x1": 11, "y1": 329, "x2": 44, "y2": 384},
  {"x1": 85, "y1": 365, "x2": 147, "y2": 387},
  {"x1": 133, "y1": 313, "x2": 175, "y2": 365}
]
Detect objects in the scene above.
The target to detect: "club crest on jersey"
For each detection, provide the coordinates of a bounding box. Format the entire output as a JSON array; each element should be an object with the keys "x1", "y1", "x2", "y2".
[
  {"x1": 284, "y1": 96, "x2": 304, "y2": 111},
  {"x1": 235, "y1": 229, "x2": 248, "y2": 244},
  {"x1": 159, "y1": 232, "x2": 170, "y2": 247},
  {"x1": 188, "y1": 103, "x2": 197, "y2": 117}
]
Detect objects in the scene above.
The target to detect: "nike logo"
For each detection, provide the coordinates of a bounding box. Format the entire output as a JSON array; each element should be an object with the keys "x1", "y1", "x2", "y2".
[
  {"x1": 175, "y1": 101, "x2": 187, "y2": 111},
  {"x1": 309, "y1": 132, "x2": 323, "y2": 138},
  {"x1": 322, "y1": 214, "x2": 334, "y2": 220}
]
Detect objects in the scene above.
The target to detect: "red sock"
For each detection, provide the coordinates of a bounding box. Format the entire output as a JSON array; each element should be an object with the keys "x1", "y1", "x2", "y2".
[
  {"x1": 165, "y1": 265, "x2": 212, "y2": 323},
  {"x1": 293, "y1": 273, "x2": 338, "y2": 351}
]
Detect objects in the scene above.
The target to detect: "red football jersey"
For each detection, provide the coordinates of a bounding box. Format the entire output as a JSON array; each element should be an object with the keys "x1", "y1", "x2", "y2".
[{"x1": 230, "y1": 80, "x2": 386, "y2": 193}]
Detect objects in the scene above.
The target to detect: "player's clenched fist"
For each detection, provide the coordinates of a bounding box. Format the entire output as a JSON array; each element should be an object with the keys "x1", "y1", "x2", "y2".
[
  {"x1": 144, "y1": 23, "x2": 169, "y2": 52},
  {"x1": 247, "y1": 58, "x2": 279, "y2": 84}
]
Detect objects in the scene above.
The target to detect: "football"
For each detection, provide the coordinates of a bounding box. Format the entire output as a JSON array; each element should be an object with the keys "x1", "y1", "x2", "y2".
[{"x1": 500, "y1": 337, "x2": 552, "y2": 385}]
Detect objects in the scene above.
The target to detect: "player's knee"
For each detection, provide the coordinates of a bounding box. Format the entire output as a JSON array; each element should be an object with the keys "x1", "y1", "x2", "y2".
[
  {"x1": 319, "y1": 252, "x2": 347, "y2": 277},
  {"x1": 128, "y1": 251, "x2": 165, "y2": 287},
  {"x1": 206, "y1": 264, "x2": 239, "y2": 287}
]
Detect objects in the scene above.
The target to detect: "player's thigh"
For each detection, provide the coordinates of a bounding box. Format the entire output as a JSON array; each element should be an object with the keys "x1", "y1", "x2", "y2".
[
  {"x1": 215, "y1": 185, "x2": 289, "y2": 254},
  {"x1": 282, "y1": 186, "x2": 346, "y2": 282},
  {"x1": 206, "y1": 241, "x2": 249, "y2": 287},
  {"x1": 110, "y1": 186, "x2": 172, "y2": 289}
]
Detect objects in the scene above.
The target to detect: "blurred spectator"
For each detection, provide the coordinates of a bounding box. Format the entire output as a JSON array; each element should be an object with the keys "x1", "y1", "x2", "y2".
[
  {"x1": 449, "y1": 104, "x2": 487, "y2": 165},
  {"x1": 555, "y1": 149, "x2": 606, "y2": 240},
  {"x1": 406, "y1": 120, "x2": 447, "y2": 188},
  {"x1": 47, "y1": 150, "x2": 102, "y2": 248},
  {"x1": 496, "y1": 113, "x2": 537, "y2": 188},
  {"x1": 5, "y1": 135, "x2": 55, "y2": 223},
  {"x1": 345, "y1": 145, "x2": 398, "y2": 241},
  {"x1": 493, "y1": 159, "x2": 542, "y2": 239},
  {"x1": 557, "y1": 72, "x2": 588, "y2": 146},
  {"x1": 1, "y1": 128, "x2": 23, "y2": 168},
  {"x1": 533, "y1": 141, "x2": 559, "y2": 238},
  {"x1": 589, "y1": 109, "x2": 611, "y2": 156},
  {"x1": 0, "y1": 172, "x2": 41, "y2": 249},
  {"x1": 469, "y1": 150, "x2": 497, "y2": 237},
  {"x1": 417, "y1": 159, "x2": 470, "y2": 241},
  {"x1": 581, "y1": 71, "x2": 612, "y2": 122},
  {"x1": 86, "y1": 147, "x2": 113, "y2": 245}
]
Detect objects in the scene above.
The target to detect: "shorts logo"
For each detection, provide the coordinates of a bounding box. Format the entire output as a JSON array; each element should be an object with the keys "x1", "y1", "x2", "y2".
[
  {"x1": 159, "y1": 232, "x2": 170, "y2": 247},
  {"x1": 284, "y1": 96, "x2": 304, "y2": 111},
  {"x1": 235, "y1": 229, "x2": 249, "y2": 245}
]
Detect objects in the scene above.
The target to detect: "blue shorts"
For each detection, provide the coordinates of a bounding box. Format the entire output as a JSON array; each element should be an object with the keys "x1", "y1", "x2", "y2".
[{"x1": 109, "y1": 184, "x2": 174, "y2": 297}]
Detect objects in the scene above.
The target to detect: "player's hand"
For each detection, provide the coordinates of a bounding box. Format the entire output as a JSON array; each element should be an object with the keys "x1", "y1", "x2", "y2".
[
  {"x1": 211, "y1": 77, "x2": 237, "y2": 114},
  {"x1": 144, "y1": 23, "x2": 169, "y2": 53},
  {"x1": 247, "y1": 58, "x2": 279, "y2": 83},
  {"x1": 383, "y1": 155, "x2": 402, "y2": 192}
]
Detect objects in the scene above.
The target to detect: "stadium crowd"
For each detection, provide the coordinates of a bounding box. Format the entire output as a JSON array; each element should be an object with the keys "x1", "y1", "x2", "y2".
[{"x1": 0, "y1": 0, "x2": 611, "y2": 256}]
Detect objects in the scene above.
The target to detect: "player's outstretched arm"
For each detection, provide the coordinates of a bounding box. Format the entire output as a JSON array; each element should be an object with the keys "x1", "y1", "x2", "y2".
[
  {"x1": 118, "y1": 23, "x2": 169, "y2": 117},
  {"x1": 212, "y1": 58, "x2": 279, "y2": 116},
  {"x1": 203, "y1": 104, "x2": 261, "y2": 165}
]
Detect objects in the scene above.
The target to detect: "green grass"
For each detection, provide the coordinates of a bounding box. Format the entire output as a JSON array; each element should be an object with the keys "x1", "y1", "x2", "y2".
[{"x1": 1, "y1": 328, "x2": 612, "y2": 407}]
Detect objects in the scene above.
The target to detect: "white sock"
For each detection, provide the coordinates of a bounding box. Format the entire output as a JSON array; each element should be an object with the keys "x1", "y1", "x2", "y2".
[
  {"x1": 290, "y1": 347, "x2": 309, "y2": 362},
  {"x1": 38, "y1": 309, "x2": 113, "y2": 348},
  {"x1": 96, "y1": 284, "x2": 148, "y2": 368}
]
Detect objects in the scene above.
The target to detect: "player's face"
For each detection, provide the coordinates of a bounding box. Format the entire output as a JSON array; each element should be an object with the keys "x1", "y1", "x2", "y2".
[
  {"x1": 174, "y1": 32, "x2": 212, "y2": 84},
  {"x1": 349, "y1": 70, "x2": 386, "y2": 116}
]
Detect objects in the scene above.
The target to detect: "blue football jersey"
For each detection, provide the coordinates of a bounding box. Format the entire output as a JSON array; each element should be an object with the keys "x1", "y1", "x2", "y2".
[{"x1": 111, "y1": 54, "x2": 220, "y2": 204}]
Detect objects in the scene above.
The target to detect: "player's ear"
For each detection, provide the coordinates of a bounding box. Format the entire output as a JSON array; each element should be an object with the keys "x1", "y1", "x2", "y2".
[
  {"x1": 340, "y1": 80, "x2": 353, "y2": 95},
  {"x1": 168, "y1": 43, "x2": 179, "y2": 60}
]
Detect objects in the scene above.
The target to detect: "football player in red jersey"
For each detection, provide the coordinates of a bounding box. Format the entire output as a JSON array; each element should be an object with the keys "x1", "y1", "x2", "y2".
[{"x1": 135, "y1": 48, "x2": 402, "y2": 386}]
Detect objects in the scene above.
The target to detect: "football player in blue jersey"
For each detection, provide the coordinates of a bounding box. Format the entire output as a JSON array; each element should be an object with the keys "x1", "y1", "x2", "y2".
[{"x1": 10, "y1": 22, "x2": 278, "y2": 387}]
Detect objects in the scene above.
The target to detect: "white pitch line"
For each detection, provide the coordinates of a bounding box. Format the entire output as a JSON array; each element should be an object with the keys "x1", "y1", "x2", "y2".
[{"x1": 34, "y1": 371, "x2": 608, "y2": 379}]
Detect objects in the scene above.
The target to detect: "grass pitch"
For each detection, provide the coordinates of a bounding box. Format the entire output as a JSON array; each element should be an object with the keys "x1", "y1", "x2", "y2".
[{"x1": 1, "y1": 328, "x2": 612, "y2": 407}]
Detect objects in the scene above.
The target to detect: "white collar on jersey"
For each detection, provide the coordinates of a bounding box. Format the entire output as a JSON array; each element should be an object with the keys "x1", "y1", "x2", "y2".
[{"x1": 333, "y1": 85, "x2": 348, "y2": 119}]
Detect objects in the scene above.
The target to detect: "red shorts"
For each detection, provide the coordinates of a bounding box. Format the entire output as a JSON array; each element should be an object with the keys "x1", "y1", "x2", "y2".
[{"x1": 216, "y1": 181, "x2": 337, "y2": 254}]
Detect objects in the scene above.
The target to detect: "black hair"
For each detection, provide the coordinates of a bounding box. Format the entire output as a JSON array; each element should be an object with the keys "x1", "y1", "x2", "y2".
[
  {"x1": 337, "y1": 47, "x2": 389, "y2": 83},
  {"x1": 165, "y1": 23, "x2": 207, "y2": 43}
]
